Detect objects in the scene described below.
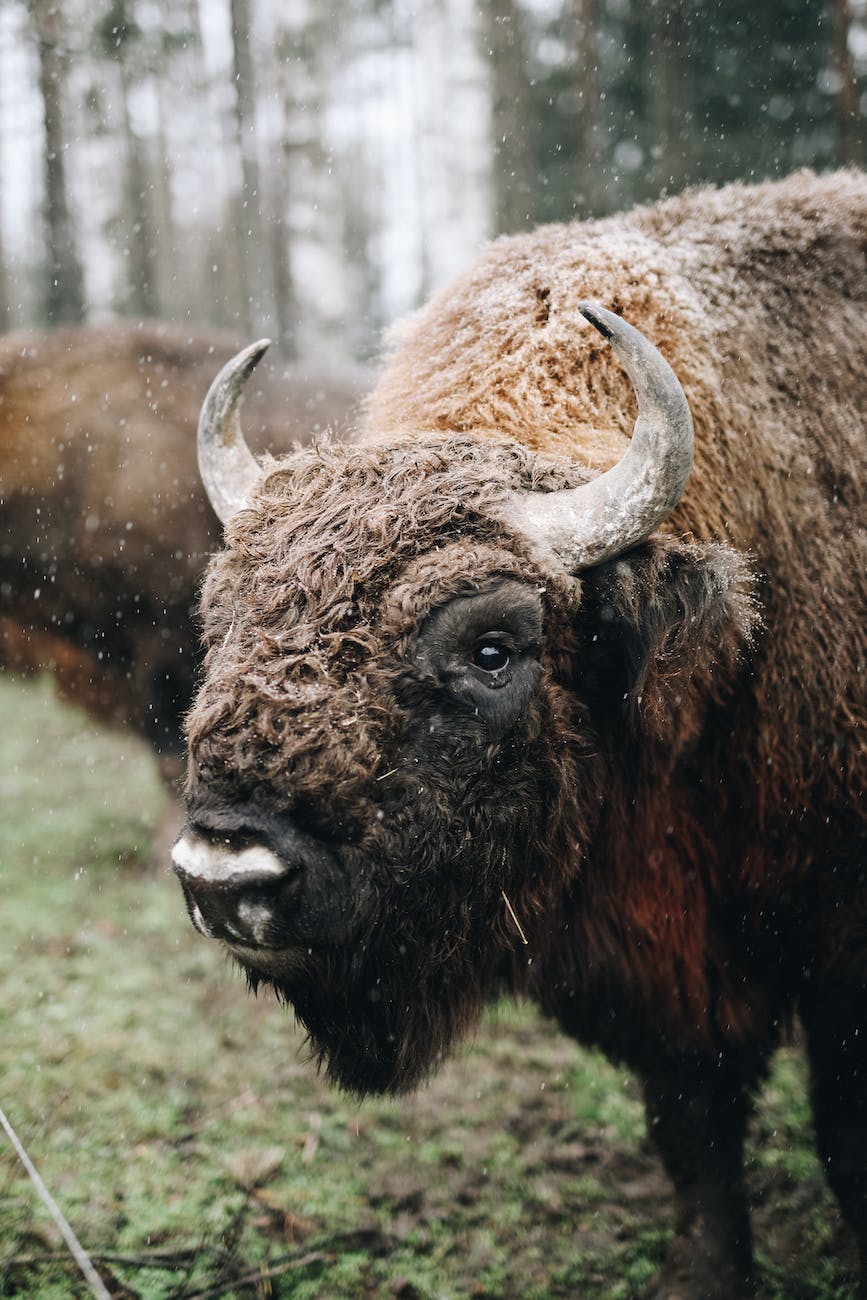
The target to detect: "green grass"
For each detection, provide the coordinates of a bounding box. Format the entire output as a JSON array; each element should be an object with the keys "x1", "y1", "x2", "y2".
[{"x1": 0, "y1": 674, "x2": 857, "y2": 1298}]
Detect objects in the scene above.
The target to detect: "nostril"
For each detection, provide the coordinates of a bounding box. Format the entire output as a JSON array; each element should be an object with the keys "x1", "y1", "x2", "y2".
[
  {"x1": 182, "y1": 872, "x2": 301, "y2": 945},
  {"x1": 179, "y1": 881, "x2": 217, "y2": 940}
]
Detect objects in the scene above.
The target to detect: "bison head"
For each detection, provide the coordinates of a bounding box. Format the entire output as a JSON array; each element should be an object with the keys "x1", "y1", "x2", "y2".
[{"x1": 173, "y1": 306, "x2": 754, "y2": 1094}]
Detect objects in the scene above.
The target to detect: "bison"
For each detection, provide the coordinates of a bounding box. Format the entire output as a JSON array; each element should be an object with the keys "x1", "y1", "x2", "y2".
[
  {"x1": 0, "y1": 322, "x2": 365, "y2": 854},
  {"x1": 171, "y1": 171, "x2": 866, "y2": 1297}
]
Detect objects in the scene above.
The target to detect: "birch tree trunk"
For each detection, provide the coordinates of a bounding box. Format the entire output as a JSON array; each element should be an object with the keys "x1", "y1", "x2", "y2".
[{"x1": 28, "y1": 0, "x2": 86, "y2": 323}]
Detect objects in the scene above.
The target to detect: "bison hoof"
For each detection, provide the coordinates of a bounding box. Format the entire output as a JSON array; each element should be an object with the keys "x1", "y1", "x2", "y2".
[{"x1": 641, "y1": 1235, "x2": 754, "y2": 1300}]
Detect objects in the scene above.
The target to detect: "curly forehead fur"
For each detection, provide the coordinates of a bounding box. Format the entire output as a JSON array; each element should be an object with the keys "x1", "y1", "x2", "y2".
[
  {"x1": 190, "y1": 434, "x2": 582, "y2": 812},
  {"x1": 200, "y1": 432, "x2": 586, "y2": 637}
]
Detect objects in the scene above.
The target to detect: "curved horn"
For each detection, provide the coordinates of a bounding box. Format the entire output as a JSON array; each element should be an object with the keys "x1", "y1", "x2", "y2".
[
  {"x1": 197, "y1": 339, "x2": 271, "y2": 523},
  {"x1": 499, "y1": 303, "x2": 694, "y2": 570}
]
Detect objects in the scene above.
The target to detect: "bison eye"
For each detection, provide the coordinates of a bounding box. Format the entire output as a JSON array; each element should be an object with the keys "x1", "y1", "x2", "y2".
[
  {"x1": 471, "y1": 638, "x2": 510, "y2": 673},
  {"x1": 411, "y1": 580, "x2": 543, "y2": 737}
]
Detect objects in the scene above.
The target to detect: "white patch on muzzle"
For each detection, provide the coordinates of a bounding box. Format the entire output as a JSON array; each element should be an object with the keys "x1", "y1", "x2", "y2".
[
  {"x1": 236, "y1": 899, "x2": 273, "y2": 945},
  {"x1": 171, "y1": 833, "x2": 287, "y2": 883}
]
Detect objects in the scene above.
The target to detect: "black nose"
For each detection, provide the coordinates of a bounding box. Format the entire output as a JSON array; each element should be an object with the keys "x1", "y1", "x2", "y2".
[
  {"x1": 181, "y1": 874, "x2": 302, "y2": 947},
  {"x1": 172, "y1": 831, "x2": 300, "y2": 947}
]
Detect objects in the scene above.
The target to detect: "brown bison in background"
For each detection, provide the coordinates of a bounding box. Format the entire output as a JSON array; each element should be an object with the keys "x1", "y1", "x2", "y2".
[
  {"x1": 0, "y1": 322, "x2": 366, "y2": 848},
  {"x1": 172, "y1": 172, "x2": 867, "y2": 1297}
]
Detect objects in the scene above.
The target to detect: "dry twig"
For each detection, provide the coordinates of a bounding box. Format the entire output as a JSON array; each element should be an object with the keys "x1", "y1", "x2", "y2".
[{"x1": 0, "y1": 1103, "x2": 112, "y2": 1300}]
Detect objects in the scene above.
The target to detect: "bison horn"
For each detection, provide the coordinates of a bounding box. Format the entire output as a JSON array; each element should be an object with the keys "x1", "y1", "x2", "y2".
[
  {"x1": 197, "y1": 339, "x2": 271, "y2": 523},
  {"x1": 500, "y1": 303, "x2": 694, "y2": 570}
]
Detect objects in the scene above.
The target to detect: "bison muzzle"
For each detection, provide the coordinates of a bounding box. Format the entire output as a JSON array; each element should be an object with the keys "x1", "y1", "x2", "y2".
[{"x1": 173, "y1": 171, "x2": 867, "y2": 1299}]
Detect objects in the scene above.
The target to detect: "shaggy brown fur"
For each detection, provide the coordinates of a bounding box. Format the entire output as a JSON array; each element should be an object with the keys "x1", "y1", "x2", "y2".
[
  {"x1": 368, "y1": 168, "x2": 866, "y2": 832},
  {"x1": 181, "y1": 172, "x2": 866, "y2": 1298},
  {"x1": 0, "y1": 321, "x2": 365, "y2": 825}
]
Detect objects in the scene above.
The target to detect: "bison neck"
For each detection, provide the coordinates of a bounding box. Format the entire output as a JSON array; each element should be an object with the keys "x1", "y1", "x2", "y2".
[{"x1": 514, "y1": 774, "x2": 797, "y2": 1074}]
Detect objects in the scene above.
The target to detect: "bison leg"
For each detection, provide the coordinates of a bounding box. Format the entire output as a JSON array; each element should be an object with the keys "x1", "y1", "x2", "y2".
[
  {"x1": 641, "y1": 1065, "x2": 755, "y2": 1299},
  {"x1": 800, "y1": 956, "x2": 867, "y2": 1297}
]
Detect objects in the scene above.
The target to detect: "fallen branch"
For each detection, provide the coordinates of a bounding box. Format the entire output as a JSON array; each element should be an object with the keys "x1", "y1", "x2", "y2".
[
  {"x1": 174, "y1": 1227, "x2": 395, "y2": 1298},
  {"x1": 2, "y1": 1247, "x2": 201, "y2": 1271},
  {"x1": 1, "y1": 1213, "x2": 397, "y2": 1298},
  {"x1": 180, "y1": 1250, "x2": 330, "y2": 1299},
  {"x1": 0, "y1": 1104, "x2": 112, "y2": 1300}
]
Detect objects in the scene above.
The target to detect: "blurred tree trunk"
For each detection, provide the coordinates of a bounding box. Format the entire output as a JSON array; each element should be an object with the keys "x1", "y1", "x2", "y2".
[
  {"x1": 149, "y1": 1, "x2": 182, "y2": 318},
  {"x1": 482, "y1": 0, "x2": 535, "y2": 234},
  {"x1": 270, "y1": 40, "x2": 299, "y2": 357},
  {"x1": 229, "y1": 0, "x2": 273, "y2": 335},
  {"x1": 117, "y1": 49, "x2": 158, "y2": 317},
  {"x1": 189, "y1": 0, "x2": 245, "y2": 328},
  {"x1": 646, "y1": 0, "x2": 693, "y2": 197},
  {"x1": 831, "y1": 0, "x2": 863, "y2": 164},
  {"x1": 28, "y1": 0, "x2": 86, "y2": 324},
  {"x1": 270, "y1": 3, "x2": 351, "y2": 359},
  {"x1": 0, "y1": 211, "x2": 8, "y2": 330},
  {"x1": 566, "y1": 0, "x2": 600, "y2": 216},
  {"x1": 94, "y1": 0, "x2": 159, "y2": 318},
  {"x1": 150, "y1": 83, "x2": 176, "y2": 318}
]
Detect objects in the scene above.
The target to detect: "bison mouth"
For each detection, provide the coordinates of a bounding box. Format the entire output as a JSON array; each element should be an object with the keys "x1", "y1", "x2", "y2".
[
  {"x1": 171, "y1": 808, "x2": 358, "y2": 962},
  {"x1": 171, "y1": 819, "x2": 445, "y2": 1096},
  {"x1": 172, "y1": 811, "x2": 502, "y2": 1096}
]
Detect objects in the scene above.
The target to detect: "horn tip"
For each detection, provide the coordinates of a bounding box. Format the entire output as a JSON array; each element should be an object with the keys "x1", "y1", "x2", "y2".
[
  {"x1": 245, "y1": 338, "x2": 272, "y2": 368},
  {"x1": 578, "y1": 301, "x2": 616, "y2": 340}
]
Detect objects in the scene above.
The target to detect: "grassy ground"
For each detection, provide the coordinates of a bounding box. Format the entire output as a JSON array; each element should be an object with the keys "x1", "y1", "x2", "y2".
[{"x1": 0, "y1": 673, "x2": 858, "y2": 1299}]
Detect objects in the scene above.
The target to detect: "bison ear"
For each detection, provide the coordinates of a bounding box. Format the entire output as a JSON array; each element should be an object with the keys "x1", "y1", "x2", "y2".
[{"x1": 577, "y1": 539, "x2": 760, "y2": 753}]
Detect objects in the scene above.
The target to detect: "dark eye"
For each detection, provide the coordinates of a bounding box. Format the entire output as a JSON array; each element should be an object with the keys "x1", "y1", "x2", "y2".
[{"x1": 471, "y1": 639, "x2": 510, "y2": 673}]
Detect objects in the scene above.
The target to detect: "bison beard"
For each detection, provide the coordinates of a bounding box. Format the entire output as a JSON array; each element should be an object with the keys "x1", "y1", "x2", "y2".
[{"x1": 174, "y1": 171, "x2": 867, "y2": 1299}]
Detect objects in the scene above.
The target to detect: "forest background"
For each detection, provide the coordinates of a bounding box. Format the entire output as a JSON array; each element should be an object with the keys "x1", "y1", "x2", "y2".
[{"x1": 1, "y1": 0, "x2": 865, "y2": 362}]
